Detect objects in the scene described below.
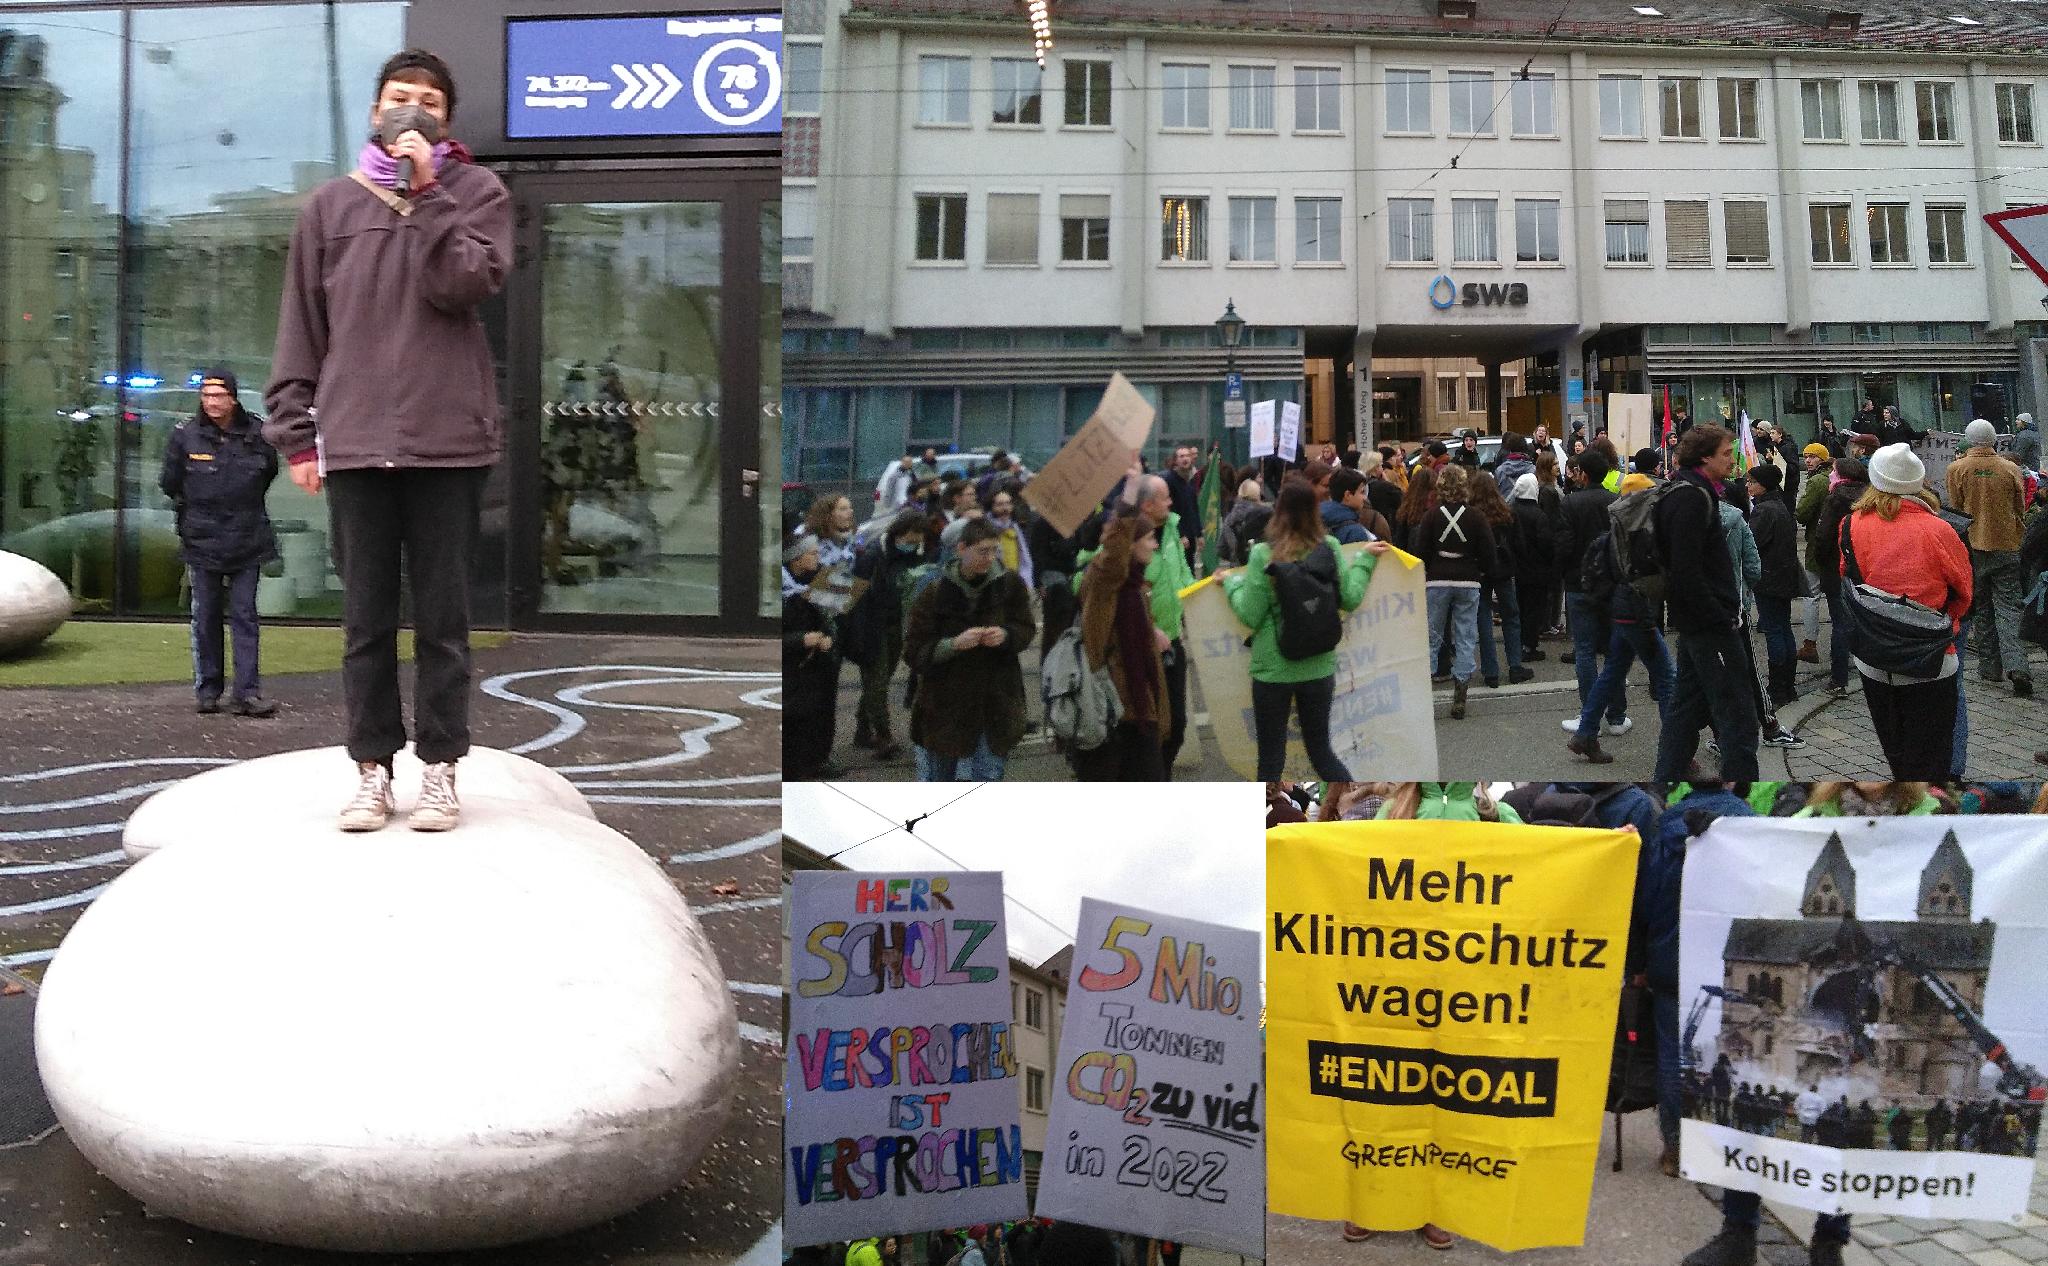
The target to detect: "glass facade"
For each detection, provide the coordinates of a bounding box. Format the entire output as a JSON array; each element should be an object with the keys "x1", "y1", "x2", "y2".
[{"x1": 0, "y1": 2, "x2": 406, "y2": 619}]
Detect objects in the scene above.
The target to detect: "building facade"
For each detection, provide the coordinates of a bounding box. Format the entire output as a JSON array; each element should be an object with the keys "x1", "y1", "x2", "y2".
[
  {"x1": 0, "y1": 0, "x2": 780, "y2": 635},
  {"x1": 785, "y1": 0, "x2": 2048, "y2": 501}
]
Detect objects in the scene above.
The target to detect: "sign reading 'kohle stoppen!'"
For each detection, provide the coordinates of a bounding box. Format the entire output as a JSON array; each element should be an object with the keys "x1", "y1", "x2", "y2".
[
  {"x1": 784, "y1": 872, "x2": 1028, "y2": 1247},
  {"x1": 1037, "y1": 899, "x2": 1264, "y2": 1257},
  {"x1": 1680, "y1": 817, "x2": 2048, "y2": 1223},
  {"x1": 1266, "y1": 820, "x2": 1637, "y2": 1250}
]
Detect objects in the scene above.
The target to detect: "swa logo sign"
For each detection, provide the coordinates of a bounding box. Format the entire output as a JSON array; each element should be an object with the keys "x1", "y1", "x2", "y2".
[{"x1": 1429, "y1": 275, "x2": 1530, "y2": 311}]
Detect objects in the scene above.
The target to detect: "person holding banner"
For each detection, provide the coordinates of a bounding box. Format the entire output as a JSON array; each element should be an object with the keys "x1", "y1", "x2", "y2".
[
  {"x1": 1076, "y1": 505, "x2": 1170, "y2": 781},
  {"x1": 1223, "y1": 478, "x2": 1382, "y2": 781}
]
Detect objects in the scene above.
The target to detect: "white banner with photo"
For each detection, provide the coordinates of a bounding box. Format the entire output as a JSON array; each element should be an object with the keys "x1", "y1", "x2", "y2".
[{"x1": 1679, "y1": 816, "x2": 2048, "y2": 1222}]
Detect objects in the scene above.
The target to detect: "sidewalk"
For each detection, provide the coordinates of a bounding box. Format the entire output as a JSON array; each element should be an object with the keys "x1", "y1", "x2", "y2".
[{"x1": 1764, "y1": 1161, "x2": 2048, "y2": 1266}]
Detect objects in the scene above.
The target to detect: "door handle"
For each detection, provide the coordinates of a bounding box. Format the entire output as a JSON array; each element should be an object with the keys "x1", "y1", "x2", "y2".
[{"x1": 740, "y1": 468, "x2": 759, "y2": 499}]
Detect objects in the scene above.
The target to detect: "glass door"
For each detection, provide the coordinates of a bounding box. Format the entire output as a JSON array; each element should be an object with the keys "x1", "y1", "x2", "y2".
[{"x1": 504, "y1": 168, "x2": 775, "y2": 632}]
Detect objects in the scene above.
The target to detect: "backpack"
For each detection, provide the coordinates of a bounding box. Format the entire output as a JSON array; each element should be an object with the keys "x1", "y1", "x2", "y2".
[
  {"x1": 1578, "y1": 529, "x2": 1620, "y2": 608},
  {"x1": 1040, "y1": 624, "x2": 1123, "y2": 751},
  {"x1": 1265, "y1": 542, "x2": 1344, "y2": 660},
  {"x1": 1607, "y1": 480, "x2": 1698, "y2": 612},
  {"x1": 1837, "y1": 516, "x2": 1957, "y2": 678}
]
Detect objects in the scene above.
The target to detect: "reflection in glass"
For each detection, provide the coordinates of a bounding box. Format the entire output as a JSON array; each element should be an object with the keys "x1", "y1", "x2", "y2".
[
  {"x1": 761, "y1": 199, "x2": 781, "y2": 618},
  {"x1": 540, "y1": 201, "x2": 722, "y2": 616}
]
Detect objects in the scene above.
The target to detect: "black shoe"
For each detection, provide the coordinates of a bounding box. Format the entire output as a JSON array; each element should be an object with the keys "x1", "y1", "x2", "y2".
[
  {"x1": 1509, "y1": 666, "x2": 1536, "y2": 684},
  {"x1": 1681, "y1": 1227, "x2": 1757, "y2": 1266},
  {"x1": 1809, "y1": 1240, "x2": 1844, "y2": 1266},
  {"x1": 1450, "y1": 679, "x2": 1468, "y2": 720},
  {"x1": 1561, "y1": 651, "x2": 1576, "y2": 665},
  {"x1": 2015, "y1": 673, "x2": 2034, "y2": 699},
  {"x1": 1484, "y1": 676, "x2": 1501, "y2": 689},
  {"x1": 231, "y1": 695, "x2": 277, "y2": 718},
  {"x1": 196, "y1": 697, "x2": 222, "y2": 715},
  {"x1": 1522, "y1": 648, "x2": 1547, "y2": 662}
]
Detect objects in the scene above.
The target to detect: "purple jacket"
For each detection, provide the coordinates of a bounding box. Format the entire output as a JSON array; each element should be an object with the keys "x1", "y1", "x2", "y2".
[{"x1": 264, "y1": 159, "x2": 511, "y2": 470}]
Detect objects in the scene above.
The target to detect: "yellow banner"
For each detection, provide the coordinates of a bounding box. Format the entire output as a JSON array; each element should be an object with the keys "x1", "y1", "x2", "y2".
[{"x1": 1266, "y1": 819, "x2": 1639, "y2": 1250}]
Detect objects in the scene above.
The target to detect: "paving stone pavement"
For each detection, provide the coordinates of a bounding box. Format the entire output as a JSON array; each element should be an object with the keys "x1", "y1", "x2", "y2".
[{"x1": 1753, "y1": 1159, "x2": 2048, "y2": 1266}]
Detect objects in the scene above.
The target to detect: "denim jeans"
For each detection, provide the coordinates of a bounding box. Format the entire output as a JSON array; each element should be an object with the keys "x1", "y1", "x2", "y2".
[
  {"x1": 916, "y1": 736, "x2": 1006, "y2": 782},
  {"x1": 1823, "y1": 586, "x2": 1854, "y2": 689},
  {"x1": 1653, "y1": 626, "x2": 1761, "y2": 782},
  {"x1": 1565, "y1": 591, "x2": 1626, "y2": 723},
  {"x1": 1722, "y1": 1189, "x2": 1849, "y2": 1245},
  {"x1": 1251, "y1": 674, "x2": 1350, "y2": 782},
  {"x1": 1576, "y1": 620, "x2": 1674, "y2": 741},
  {"x1": 1427, "y1": 585, "x2": 1481, "y2": 684},
  {"x1": 1653, "y1": 988, "x2": 1681, "y2": 1148},
  {"x1": 1475, "y1": 582, "x2": 1524, "y2": 682},
  {"x1": 1755, "y1": 594, "x2": 1796, "y2": 703}
]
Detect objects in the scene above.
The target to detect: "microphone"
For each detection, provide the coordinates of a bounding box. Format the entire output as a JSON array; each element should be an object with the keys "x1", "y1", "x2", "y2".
[{"x1": 396, "y1": 155, "x2": 414, "y2": 191}]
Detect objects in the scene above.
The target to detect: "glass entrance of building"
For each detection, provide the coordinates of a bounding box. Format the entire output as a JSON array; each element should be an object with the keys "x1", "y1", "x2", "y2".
[{"x1": 500, "y1": 169, "x2": 776, "y2": 633}]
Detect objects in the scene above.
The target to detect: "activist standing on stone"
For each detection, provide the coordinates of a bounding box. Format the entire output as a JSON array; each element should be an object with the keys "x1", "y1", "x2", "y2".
[
  {"x1": 1947, "y1": 419, "x2": 2033, "y2": 699},
  {"x1": 160, "y1": 368, "x2": 279, "y2": 718},
  {"x1": 265, "y1": 49, "x2": 510, "y2": 832}
]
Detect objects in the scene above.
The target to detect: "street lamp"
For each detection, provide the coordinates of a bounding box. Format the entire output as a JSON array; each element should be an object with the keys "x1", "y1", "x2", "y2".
[{"x1": 1216, "y1": 299, "x2": 1246, "y2": 463}]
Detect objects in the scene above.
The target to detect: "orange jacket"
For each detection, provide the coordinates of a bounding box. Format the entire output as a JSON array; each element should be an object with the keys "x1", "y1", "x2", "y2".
[{"x1": 1841, "y1": 499, "x2": 1973, "y2": 637}]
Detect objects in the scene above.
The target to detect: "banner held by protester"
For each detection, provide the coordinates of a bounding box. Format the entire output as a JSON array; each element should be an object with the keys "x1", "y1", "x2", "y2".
[
  {"x1": 1267, "y1": 819, "x2": 1638, "y2": 1249},
  {"x1": 1679, "y1": 816, "x2": 2048, "y2": 1222},
  {"x1": 1037, "y1": 898, "x2": 1264, "y2": 1256},
  {"x1": 1180, "y1": 544, "x2": 1438, "y2": 780},
  {"x1": 784, "y1": 871, "x2": 1028, "y2": 1246},
  {"x1": 1024, "y1": 373, "x2": 1156, "y2": 538}
]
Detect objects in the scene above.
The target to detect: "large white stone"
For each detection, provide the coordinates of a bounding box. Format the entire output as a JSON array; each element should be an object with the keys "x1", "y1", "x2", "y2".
[
  {"x1": 0, "y1": 549, "x2": 71, "y2": 657},
  {"x1": 38, "y1": 795, "x2": 740, "y2": 1253},
  {"x1": 123, "y1": 746, "x2": 595, "y2": 860}
]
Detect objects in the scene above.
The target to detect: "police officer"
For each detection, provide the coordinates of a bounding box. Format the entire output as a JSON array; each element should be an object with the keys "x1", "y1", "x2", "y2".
[{"x1": 159, "y1": 368, "x2": 279, "y2": 716}]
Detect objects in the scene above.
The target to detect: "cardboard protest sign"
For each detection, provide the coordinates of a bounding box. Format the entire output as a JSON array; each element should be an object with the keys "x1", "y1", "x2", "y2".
[
  {"x1": 1036, "y1": 899, "x2": 1264, "y2": 1256},
  {"x1": 1267, "y1": 820, "x2": 1638, "y2": 1249},
  {"x1": 1023, "y1": 373, "x2": 1155, "y2": 538},
  {"x1": 1249, "y1": 400, "x2": 1276, "y2": 460},
  {"x1": 1180, "y1": 545, "x2": 1437, "y2": 780},
  {"x1": 1278, "y1": 402, "x2": 1302, "y2": 463},
  {"x1": 1914, "y1": 429, "x2": 2018, "y2": 491},
  {"x1": 1679, "y1": 816, "x2": 2048, "y2": 1222},
  {"x1": 1608, "y1": 393, "x2": 1652, "y2": 456},
  {"x1": 785, "y1": 872, "x2": 1028, "y2": 1246}
]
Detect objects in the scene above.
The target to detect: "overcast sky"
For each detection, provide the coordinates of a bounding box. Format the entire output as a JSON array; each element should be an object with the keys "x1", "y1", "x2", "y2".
[{"x1": 784, "y1": 782, "x2": 1264, "y2": 966}]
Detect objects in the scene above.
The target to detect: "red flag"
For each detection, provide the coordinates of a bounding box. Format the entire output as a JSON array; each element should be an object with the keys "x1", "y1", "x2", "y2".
[{"x1": 1661, "y1": 386, "x2": 1674, "y2": 447}]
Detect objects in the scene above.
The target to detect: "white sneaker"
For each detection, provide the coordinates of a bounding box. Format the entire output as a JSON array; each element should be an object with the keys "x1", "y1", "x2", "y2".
[
  {"x1": 1605, "y1": 716, "x2": 1634, "y2": 737},
  {"x1": 338, "y1": 762, "x2": 394, "y2": 832},
  {"x1": 408, "y1": 761, "x2": 461, "y2": 832},
  {"x1": 1560, "y1": 716, "x2": 1580, "y2": 733}
]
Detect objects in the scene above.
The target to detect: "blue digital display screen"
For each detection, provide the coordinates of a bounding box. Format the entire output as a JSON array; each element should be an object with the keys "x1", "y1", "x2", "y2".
[{"x1": 506, "y1": 14, "x2": 782, "y2": 140}]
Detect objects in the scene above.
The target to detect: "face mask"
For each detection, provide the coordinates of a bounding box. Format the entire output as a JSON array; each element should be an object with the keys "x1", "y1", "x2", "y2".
[
  {"x1": 895, "y1": 540, "x2": 921, "y2": 555},
  {"x1": 989, "y1": 515, "x2": 1013, "y2": 528}
]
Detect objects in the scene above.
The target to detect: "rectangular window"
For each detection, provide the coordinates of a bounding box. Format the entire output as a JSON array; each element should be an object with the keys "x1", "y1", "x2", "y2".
[
  {"x1": 914, "y1": 193, "x2": 967, "y2": 261},
  {"x1": 1452, "y1": 197, "x2": 1497, "y2": 263},
  {"x1": 1926, "y1": 203, "x2": 1969, "y2": 264},
  {"x1": 1065, "y1": 59, "x2": 1111, "y2": 126},
  {"x1": 1026, "y1": 1067, "x2": 1046, "y2": 1112},
  {"x1": 1515, "y1": 198, "x2": 1559, "y2": 262},
  {"x1": 1385, "y1": 68, "x2": 1430, "y2": 133},
  {"x1": 1664, "y1": 199, "x2": 1709, "y2": 266},
  {"x1": 1161, "y1": 195, "x2": 1208, "y2": 262},
  {"x1": 1605, "y1": 198, "x2": 1649, "y2": 263},
  {"x1": 1228, "y1": 65, "x2": 1275, "y2": 131},
  {"x1": 1724, "y1": 200, "x2": 1771, "y2": 264},
  {"x1": 992, "y1": 58, "x2": 1043, "y2": 125},
  {"x1": 1801, "y1": 80, "x2": 1843, "y2": 140},
  {"x1": 1717, "y1": 77, "x2": 1759, "y2": 139},
  {"x1": 784, "y1": 184, "x2": 816, "y2": 260},
  {"x1": 1295, "y1": 197, "x2": 1342, "y2": 263},
  {"x1": 1468, "y1": 376, "x2": 1487, "y2": 414},
  {"x1": 1868, "y1": 202, "x2": 1911, "y2": 264},
  {"x1": 1511, "y1": 72, "x2": 1555, "y2": 135},
  {"x1": 1229, "y1": 195, "x2": 1276, "y2": 262},
  {"x1": 1810, "y1": 202, "x2": 1852, "y2": 264},
  {"x1": 918, "y1": 55, "x2": 969, "y2": 125},
  {"x1": 785, "y1": 42, "x2": 822, "y2": 115},
  {"x1": 1659, "y1": 77, "x2": 1702, "y2": 138},
  {"x1": 1600, "y1": 75, "x2": 1643, "y2": 137},
  {"x1": 1916, "y1": 81, "x2": 1955, "y2": 142},
  {"x1": 1295, "y1": 65, "x2": 1341, "y2": 132},
  {"x1": 1438, "y1": 375, "x2": 1460, "y2": 414},
  {"x1": 1449, "y1": 69, "x2": 1494, "y2": 135},
  {"x1": 1162, "y1": 63, "x2": 1209, "y2": 129},
  {"x1": 1060, "y1": 193, "x2": 1110, "y2": 262},
  {"x1": 1025, "y1": 988, "x2": 1045, "y2": 1030},
  {"x1": 986, "y1": 193, "x2": 1039, "y2": 265},
  {"x1": 1998, "y1": 82, "x2": 2036, "y2": 143},
  {"x1": 1859, "y1": 80, "x2": 1900, "y2": 141},
  {"x1": 1388, "y1": 198, "x2": 1434, "y2": 262}
]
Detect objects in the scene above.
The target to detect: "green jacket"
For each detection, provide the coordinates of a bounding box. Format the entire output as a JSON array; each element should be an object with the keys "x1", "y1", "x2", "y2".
[
  {"x1": 1794, "y1": 792, "x2": 1941, "y2": 817},
  {"x1": 1074, "y1": 510, "x2": 1194, "y2": 640},
  {"x1": 1668, "y1": 782, "x2": 1786, "y2": 815},
  {"x1": 846, "y1": 1240, "x2": 884, "y2": 1266},
  {"x1": 1379, "y1": 782, "x2": 1526, "y2": 823},
  {"x1": 1222, "y1": 536, "x2": 1376, "y2": 682}
]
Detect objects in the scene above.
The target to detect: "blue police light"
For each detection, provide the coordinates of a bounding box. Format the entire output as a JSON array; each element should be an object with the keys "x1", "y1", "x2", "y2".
[{"x1": 128, "y1": 375, "x2": 162, "y2": 389}]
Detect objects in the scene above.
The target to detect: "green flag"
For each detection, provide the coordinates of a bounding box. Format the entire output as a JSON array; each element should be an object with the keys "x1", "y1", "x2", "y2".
[{"x1": 1199, "y1": 443, "x2": 1223, "y2": 577}]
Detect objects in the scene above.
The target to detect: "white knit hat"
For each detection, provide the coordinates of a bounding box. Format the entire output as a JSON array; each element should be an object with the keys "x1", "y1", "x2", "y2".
[
  {"x1": 1512, "y1": 472, "x2": 1539, "y2": 501},
  {"x1": 1963, "y1": 418, "x2": 1997, "y2": 448},
  {"x1": 1867, "y1": 443, "x2": 1926, "y2": 495}
]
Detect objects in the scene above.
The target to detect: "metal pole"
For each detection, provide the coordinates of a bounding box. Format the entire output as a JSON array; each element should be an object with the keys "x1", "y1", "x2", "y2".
[{"x1": 325, "y1": 1, "x2": 345, "y2": 176}]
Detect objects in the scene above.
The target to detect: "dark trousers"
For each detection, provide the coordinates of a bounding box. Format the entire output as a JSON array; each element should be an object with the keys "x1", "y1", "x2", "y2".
[
  {"x1": 1161, "y1": 639, "x2": 1188, "y2": 777},
  {"x1": 1823, "y1": 586, "x2": 1854, "y2": 689},
  {"x1": 189, "y1": 564, "x2": 262, "y2": 702},
  {"x1": 1566, "y1": 592, "x2": 1625, "y2": 722},
  {"x1": 1653, "y1": 987, "x2": 1681, "y2": 1147},
  {"x1": 1653, "y1": 626, "x2": 1760, "y2": 782},
  {"x1": 1251, "y1": 674, "x2": 1350, "y2": 782},
  {"x1": 1723, "y1": 1189, "x2": 1848, "y2": 1245},
  {"x1": 1516, "y1": 580, "x2": 1550, "y2": 654},
  {"x1": 1755, "y1": 594, "x2": 1797, "y2": 705},
  {"x1": 327, "y1": 467, "x2": 487, "y2": 766},
  {"x1": 1860, "y1": 671, "x2": 1960, "y2": 780},
  {"x1": 1074, "y1": 721, "x2": 1166, "y2": 781}
]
